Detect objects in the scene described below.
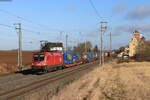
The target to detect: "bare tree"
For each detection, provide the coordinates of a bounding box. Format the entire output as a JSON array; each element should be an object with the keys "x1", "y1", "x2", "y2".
[{"x1": 73, "y1": 41, "x2": 93, "y2": 53}]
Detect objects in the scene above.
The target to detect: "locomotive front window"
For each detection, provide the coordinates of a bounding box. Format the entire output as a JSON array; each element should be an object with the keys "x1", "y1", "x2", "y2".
[
  {"x1": 34, "y1": 54, "x2": 45, "y2": 61},
  {"x1": 39, "y1": 55, "x2": 45, "y2": 61},
  {"x1": 34, "y1": 55, "x2": 39, "y2": 61}
]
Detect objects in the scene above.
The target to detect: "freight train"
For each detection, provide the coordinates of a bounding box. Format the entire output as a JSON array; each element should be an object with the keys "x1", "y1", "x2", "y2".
[{"x1": 31, "y1": 42, "x2": 98, "y2": 72}]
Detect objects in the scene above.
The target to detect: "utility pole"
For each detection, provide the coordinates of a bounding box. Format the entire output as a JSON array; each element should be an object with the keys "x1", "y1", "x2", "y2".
[
  {"x1": 85, "y1": 41, "x2": 87, "y2": 52},
  {"x1": 100, "y1": 21, "x2": 107, "y2": 66},
  {"x1": 109, "y1": 32, "x2": 112, "y2": 60},
  {"x1": 65, "y1": 34, "x2": 68, "y2": 51},
  {"x1": 110, "y1": 32, "x2": 112, "y2": 51},
  {"x1": 78, "y1": 32, "x2": 81, "y2": 45},
  {"x1": 14, "y1": 23, "x2": 23, "y2": 71},
  {"x1": 59, "y1": 31, "x2": 63, "y2": 43}
]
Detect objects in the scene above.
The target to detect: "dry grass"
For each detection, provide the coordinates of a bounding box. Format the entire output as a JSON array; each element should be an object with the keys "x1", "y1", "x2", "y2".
[
  {"x1": 0, "y1": 63, "x2": 19, "y2": 73},
  {"x1": 51, "y1": 61, "x2": 150, "y2": 100}
]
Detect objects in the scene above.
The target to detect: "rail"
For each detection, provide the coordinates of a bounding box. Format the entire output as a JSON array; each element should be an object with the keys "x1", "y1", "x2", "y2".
[{"x1": 0, "y1": 61, "x2": 98, "y2": 100}]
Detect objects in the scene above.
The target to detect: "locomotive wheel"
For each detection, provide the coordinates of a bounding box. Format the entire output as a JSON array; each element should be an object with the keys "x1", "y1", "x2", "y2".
[
  {"x1": 59, "y1": 66, "x2": 63, "y2": 70},
  {"x1": 44, "y1": 67, "x2": 49, "y2": 73},
  {"x1": 62, "y1": 65, "x2": 65, "y2": 69}
]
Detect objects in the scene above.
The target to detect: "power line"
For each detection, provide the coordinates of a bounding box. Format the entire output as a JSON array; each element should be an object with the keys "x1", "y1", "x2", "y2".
[
  {"x1": 0, "y1": 23, "x2": 60, "y2": 44},
  {"x1": 65, "y1": 34, "x2": 68, "y2": 51},
  {"x1": 22, "y1": 28, "x2": 41, "y2": 34},
  {"x1": 0, "y1": 9, "x2": 95, "y2": 33},
  {"x1": 88, "y1": 0, "x2": 102, "y2": 19},
  {"x1": 0, "y1": 9, "x2": 100, "y2": 46},
  {"x1": 0, "y1": 23, "x2": 14, "y2": 29},
  {"x1": 0, "y1": 23, "x2": 42, "y2": 35},
  {"x1": 0, "y1": 9, "x2": 19, "y2": 19},
  {"x1": 0, "y1": 9, "x2": 62, "y2": 32},
  {"x1": 0, "y1": 24, "x2": 64, "y2": 43}
]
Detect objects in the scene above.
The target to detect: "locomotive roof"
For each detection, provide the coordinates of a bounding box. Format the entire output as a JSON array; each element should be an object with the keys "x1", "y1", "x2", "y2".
[{"x1": 44, "y1": 42, "x2": 63, "y2": 47}]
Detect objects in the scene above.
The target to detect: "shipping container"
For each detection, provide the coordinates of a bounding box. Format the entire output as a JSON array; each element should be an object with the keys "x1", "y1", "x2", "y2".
[{"x1": 63, "y1": 51, "x2": 74, "y2": 67}]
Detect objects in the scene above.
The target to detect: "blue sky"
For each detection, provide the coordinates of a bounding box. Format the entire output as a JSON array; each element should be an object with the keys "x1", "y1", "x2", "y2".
[{"x1": 0, "y1": 0, "x2": 150, "y2": 50}]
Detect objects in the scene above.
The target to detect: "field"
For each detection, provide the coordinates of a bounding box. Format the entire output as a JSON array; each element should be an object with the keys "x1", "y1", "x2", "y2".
[
  {"x1": 52, "y1": 61, "x2": 150, "y2": 100},
  {"x1": 0, "y1": 51, "x2": 35, "y2": 73}
]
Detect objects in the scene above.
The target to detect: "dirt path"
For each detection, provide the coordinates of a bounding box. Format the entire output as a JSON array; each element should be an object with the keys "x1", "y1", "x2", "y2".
[{"x1": 51, "y1": 62, "x2": 150, "y2": 100}]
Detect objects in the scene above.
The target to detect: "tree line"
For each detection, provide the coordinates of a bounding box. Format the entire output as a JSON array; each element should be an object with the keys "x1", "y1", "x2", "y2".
[{"x1": 67, "y1": 41, "x2": 99, "y2": 54}]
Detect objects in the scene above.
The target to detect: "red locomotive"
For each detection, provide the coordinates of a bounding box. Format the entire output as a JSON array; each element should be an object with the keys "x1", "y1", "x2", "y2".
[
  {"x1": 32, "y1": 42, "x2": 64, "y2": 72},
  {"x1": 32, "y1": 52, "x2": 63, "y2": 72}
]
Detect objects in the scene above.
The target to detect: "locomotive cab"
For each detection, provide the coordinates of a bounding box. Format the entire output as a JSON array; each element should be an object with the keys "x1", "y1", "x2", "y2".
[
  {"x1": 33, "y1": 54, "x2": 45, "y2": 62},
  {"x1": 32, "y1": 53, "x2": 47, "y2": 71}
]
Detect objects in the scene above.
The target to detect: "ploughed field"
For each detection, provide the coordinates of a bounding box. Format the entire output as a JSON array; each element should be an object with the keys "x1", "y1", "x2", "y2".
[
  {"x1": 52, "y1": 61, "x2": 150, "y2": 100},
  {"x1": 0, "y1": 51, "x2": 35, "y2": 73}
]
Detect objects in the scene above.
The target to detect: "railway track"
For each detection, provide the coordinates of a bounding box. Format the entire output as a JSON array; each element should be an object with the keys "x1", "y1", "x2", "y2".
[{"x1": 0, "y1": 61, "x2": 98, "y2": 100}]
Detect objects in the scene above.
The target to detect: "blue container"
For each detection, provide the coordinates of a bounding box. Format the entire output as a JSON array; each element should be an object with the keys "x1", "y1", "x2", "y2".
[
  {"x1": 87, "y1": 52, "x2": 94, "y2": 60},
  {"x1": 63, "y1": 51, "x2": 74, "y2": 64},
  {"x1": 83, "y1": 52, "x2": 94, "y2": 61},
  {"x1": 72, "y1": 52, "x2": 80, "y2": 63}
]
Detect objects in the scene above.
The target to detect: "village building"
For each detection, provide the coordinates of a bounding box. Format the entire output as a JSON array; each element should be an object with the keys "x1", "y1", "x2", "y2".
[{"x1": 129, "y1": 30, "x2": 146, "y2": 57}]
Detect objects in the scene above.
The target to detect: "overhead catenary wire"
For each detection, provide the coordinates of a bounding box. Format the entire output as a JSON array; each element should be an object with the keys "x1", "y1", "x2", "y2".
[
  {"x1": 0, "y1": 9, "x2": 63, "y2": 32},
  {"x1": 0, "y1": 8, "x2": 91, "y2": 46},
  {"x1": 0, "y1": 23, "x2": 41, "y2": 35},
  {"x1": 88, "y1": 0, "x2": 102, "y2": 19},
  {"x1": 0, "y1": 23, "x2": 60, "y2": 44},
  {"x1": 0, "y1": 8, "x2": 98, "y2": 48},
  {"x1": 0, "y1": 9, "x2": 95, "y2": 33},
  {"x1": 0, "y1": 23, "x2": 14, "y2": 29},
  {"x1": 0, "y1": 8, "x2": 101, "y2": 45}
]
